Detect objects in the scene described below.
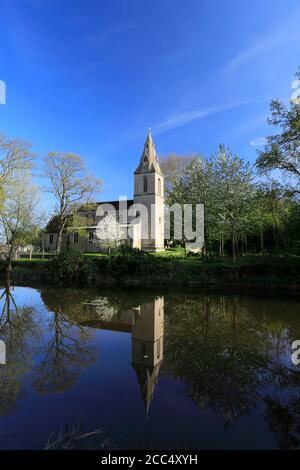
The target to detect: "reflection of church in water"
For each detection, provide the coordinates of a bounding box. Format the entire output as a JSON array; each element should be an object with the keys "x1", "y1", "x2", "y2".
[{"x1": 82, "y1": 296, "x2": 164, "y2": 413}]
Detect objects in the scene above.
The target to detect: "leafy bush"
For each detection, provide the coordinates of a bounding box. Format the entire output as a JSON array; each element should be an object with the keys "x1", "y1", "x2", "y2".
[
  {"x1": 107, "y1": 245, "x2": 150, "y2": 278},
  {"x1": 44, "y1": 250, "x2": 95, "y2": 285}
]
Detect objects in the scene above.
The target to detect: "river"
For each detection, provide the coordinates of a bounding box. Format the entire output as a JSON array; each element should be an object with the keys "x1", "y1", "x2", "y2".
[{"x1": 0, "y1": 285, "x2": 299, "y2": 449}]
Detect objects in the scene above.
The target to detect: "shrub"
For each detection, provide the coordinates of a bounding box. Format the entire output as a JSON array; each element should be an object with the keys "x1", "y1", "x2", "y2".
[
  {"x1": 44, "y1": 250, "x2": 95, "y2": 285},
  {"x1": 107, "y1": 245, "x2": 150, "y2": 278}
]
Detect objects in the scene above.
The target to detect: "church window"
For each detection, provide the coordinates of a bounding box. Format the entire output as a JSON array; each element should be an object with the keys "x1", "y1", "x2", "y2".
[
  {"x1": 157, "y1": 339, "x2": 161, "y2": 359},
  {"x1": 89, "y1": 231, "x2": 94, "y2": 244},
  {"x1": 49, "y1": 234, "x2": 53, "y2": 245},
  {"x1": 158, "y1": 178, "x2": 161, "y2": 195},
  {"x1": 143, "y1": 176, "x2": 148, "y2": 193},
  {"x1": 144, "y1": 155, "x2": 148, "y2": 163},
  {"x1": 74, "y1": 232, "x2": 79, "y2": 244}
]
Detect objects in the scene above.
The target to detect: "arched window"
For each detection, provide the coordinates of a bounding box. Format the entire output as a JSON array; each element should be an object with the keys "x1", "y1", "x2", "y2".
[
  {"x1": 143, "y1": 176, "x2": 148, "y2": 193},
  {"x1": 158, "y1": 178, "x2": 161, "y2": 195},
  {"x1": 144, "y1": 155, "x2": 148, "y2": 163}
]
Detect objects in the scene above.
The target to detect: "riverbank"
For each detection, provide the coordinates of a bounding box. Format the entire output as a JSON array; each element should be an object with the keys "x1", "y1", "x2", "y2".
[{"x1": 1, "y1": 251, "x2": 300, "y2": 297}]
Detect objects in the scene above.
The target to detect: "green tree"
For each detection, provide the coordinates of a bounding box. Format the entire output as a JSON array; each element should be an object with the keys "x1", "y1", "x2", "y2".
[
  {"x1": 0, "y1": 173, "x2": 40, "y2": 275},
  {"x1": 256, "y1": 67, "x2": 300, "y2": 199},
  {"x1": 0, "y1": 135, "x2": 36, "y2": 273},
  {"x1": 213, "y1": 145, "x2": 254, "y2": 262}
]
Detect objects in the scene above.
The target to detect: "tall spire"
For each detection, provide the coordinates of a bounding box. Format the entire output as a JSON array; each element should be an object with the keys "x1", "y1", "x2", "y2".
[{"x1": 134, "y1": 130, "x2": 163, "y2": 175}]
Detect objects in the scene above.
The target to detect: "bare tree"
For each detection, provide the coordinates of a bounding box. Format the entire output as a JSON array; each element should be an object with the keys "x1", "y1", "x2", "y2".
[
  {"x1": 0, "y1": 134, "x2": 33, "y2": 184},
  {"x1": 160, "y1": 154, "x2": 196, "y2": 197},
  {"x1": 43, "y1": 152, "x2": 102, "y2": 253},
  {"x1": 0, "y1": 135, "x2": 36, "y2": 274}
]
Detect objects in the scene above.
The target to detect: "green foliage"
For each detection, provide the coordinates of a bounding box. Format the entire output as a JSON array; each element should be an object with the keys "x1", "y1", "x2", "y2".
[
  {"x1": 44, "y1": 250, "x2": 95, "y2": 285},
  {"x1": 256, "y1": 67, "x2": 300, "y2": 199},
  {"x1": 167, "y1": 144, "x2": 254, "y2": 260},
  {"x1": 107, "y1": 245, "x2": 150, "y2": 278}
]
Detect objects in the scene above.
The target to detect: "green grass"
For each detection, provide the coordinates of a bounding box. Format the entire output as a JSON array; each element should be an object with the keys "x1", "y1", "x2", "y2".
[
  {"x1": 83, "y1": 252, "x2": 107, "y2": 258},
  {"x1": 14, "y1": 249, "x2": 300, "y2": 266},
  {"x1": 3, "y1": 249, "x2": 300, "y2": 292},
  {"x1": 151, "y1": 247, "x2": 196, "y2": 259}
]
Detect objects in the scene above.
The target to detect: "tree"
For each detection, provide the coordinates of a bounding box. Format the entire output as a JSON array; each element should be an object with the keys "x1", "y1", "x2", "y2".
[
  {"x1": 0, "y1": 134, "x2": 33, "y2": 184},
  {"x1": 0, "y1": 135, "x2": 37, "y2": 274},
  {"x1": 95, "y1": 213, "x2": 121, "y2": 252},
  {"x1": 44, "y1": 152, "x2": 102, "y2": 254},
  {"x1": 256, "y1": 67, "x2": 300, "y2": 199},
  {"x1": 0, "y1": 174, "x2": 40, "y2": 275},
  {"x1": 167, "y1": 157, "x2": 217, "y2": 256},
  {"x1": 213, "y1": 145, "x2": 254, "y2": 262},
  {"x1": 160, "y1": 154, "x2": 196, "y2": 197},
  {"x1": 165, "y1": 146, "x2": 254, "y2": 260}
]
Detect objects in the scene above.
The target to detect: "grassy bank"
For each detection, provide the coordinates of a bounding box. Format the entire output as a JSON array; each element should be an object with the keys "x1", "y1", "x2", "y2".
[{"x1": 1, "y1": 248, "x2": 300, "y2": 296}]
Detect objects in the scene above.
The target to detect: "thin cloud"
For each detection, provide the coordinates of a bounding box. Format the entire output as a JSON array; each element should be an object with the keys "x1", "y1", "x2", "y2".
[
  {"x1": 223, "y1": 11, "x2": 300, "y2": 76},
  {"x1": 250, "y1": 137, "x2": 267, "y2": 147},
  {"x1": 85, "y1": 18, "x2": 143, "y2": 47},
  {"x1": 153, "y1": 102, "x2": 249, "y2": 134}
]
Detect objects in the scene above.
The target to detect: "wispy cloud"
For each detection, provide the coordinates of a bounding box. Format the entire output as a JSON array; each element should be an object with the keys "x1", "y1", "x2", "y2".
[
  {"x1": 152, "y1": 101, "x2": 249, "y2": 134},
  {"x1": 85, "y1": 19, "x2": 141, "y2": 47},
  {"x1": 250, "y1": 137, "x2": 267, "y2": 147},
  {"x1": 223, "y1": 11, "x2": 300, "y2": 76}
]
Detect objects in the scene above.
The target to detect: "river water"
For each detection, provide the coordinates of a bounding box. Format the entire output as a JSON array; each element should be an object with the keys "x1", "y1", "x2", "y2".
[{"x1": 0, "y1": 285, "x2": 299, "y2": 449}]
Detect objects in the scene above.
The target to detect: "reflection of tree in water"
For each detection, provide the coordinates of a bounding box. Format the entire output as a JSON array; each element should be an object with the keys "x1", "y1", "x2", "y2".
[
  {"x1": 0, "y1": 279, "x2": 41, "y2": 415},
  {"x1": 264, "y1": 366, "x2": 300, "y2": 449},
  {"x1": 34, "y1": 289, "x2": 96, "y2": 394},
  {"x1": 164, "y1": 295, "x2": 273, "y2": 425}
]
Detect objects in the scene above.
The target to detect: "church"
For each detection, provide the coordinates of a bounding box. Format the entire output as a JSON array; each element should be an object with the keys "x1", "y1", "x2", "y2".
[{"x1": 43, "y1": 131, "x2": 165, "y2": 253}]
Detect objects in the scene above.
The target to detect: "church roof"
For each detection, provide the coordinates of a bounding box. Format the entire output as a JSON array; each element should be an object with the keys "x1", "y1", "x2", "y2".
[
  {"x1": 77, "y1": 199, "x2": 134, "y2": 212},
  {"x1": 134, "y1": 130, "x2": 163, "y2": 176},
  {"x1": 45, "y1": 200, "x2": 134, "y2": 232}
]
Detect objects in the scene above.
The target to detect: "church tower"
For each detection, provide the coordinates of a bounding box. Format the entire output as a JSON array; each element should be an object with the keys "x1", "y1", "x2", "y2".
[{"x1": 134, "y1": 130, "x2": 164, "y2": 252}]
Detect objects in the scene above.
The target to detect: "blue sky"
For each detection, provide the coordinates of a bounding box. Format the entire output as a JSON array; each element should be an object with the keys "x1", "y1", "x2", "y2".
[{"x1": 0, "y1": 0, "x2": 299, "y2": 204}]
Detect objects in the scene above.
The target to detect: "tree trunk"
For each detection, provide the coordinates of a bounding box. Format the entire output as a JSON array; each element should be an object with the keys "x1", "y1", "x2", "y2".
[
  {"x1": 5, "y1": 244, "x2": 14, "y2": 278},
  {"x1": 231, "y1": 232, "x2": 237, "y2": 263},
  {"x1": 56, "y1": 224, "x2": 64, "y2": 254},
  {"x1": 183, "y1": 239, "x2": 187, "y2": 259},
  {"x1": 6, "y1": 257, "x2": 12, "y2": 277},
  {"x1": 260, "y1": 226, "x2": 264, "y2": 252}
]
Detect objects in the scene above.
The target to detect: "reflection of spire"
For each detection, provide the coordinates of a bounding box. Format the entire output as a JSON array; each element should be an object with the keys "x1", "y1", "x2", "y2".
[
  {"x1": 133, "y1": 362, "x2": 162, "y2": 414},
  {"x1": 131, "y1": 297, "x2": 164, "y2": 414},
  {"x1": 80, "y1": 295, "x2": 164, "y2": 414}
]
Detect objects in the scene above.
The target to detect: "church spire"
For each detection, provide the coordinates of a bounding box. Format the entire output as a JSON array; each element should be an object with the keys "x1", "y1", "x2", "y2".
[{"x1": 134, "y1": 130, "x2": 163, "y2": 176}]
